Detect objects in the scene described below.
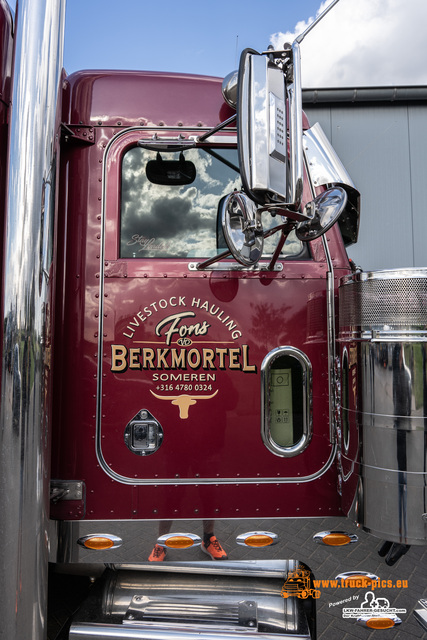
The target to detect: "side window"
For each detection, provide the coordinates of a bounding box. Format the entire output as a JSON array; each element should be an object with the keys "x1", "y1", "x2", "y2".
[
  {"x1": 120, "y1": 146, "x2": 303, "y2": 260},
  {"x1": 261, "y1": 347, "x2": 312, "y2": 457}
]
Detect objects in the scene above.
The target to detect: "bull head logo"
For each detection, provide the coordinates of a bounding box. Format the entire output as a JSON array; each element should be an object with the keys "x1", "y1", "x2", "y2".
[{"x1": 150, "y1": 389, "x2": 218, "y2": 419}]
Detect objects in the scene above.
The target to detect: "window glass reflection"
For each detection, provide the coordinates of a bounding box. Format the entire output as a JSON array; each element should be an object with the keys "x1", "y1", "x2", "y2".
[{"x1": 120, "y1": 146, "x2": 303, "y2": 259}]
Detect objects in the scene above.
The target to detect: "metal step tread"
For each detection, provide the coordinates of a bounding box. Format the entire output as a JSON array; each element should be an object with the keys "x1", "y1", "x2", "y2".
[
  {"x1": 123, "y1": 595, "x2": 257, "y2": 628},
  {"x1": 70, "y1": 620, "x2": 311, "y2": 640}
]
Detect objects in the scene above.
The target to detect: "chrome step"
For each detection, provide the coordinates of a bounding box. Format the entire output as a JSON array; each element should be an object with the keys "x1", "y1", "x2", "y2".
[
  {"x1": 69, "y1": 622, "x2": 311, "y2": 639},
  {"x1": 124, "y1": 595, "x2": 257, "y2": 628}
]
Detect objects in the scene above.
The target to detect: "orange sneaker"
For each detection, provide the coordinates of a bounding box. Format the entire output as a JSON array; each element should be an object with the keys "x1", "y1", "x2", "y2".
[
  {"x1": 202, "y1": 536, "x2": 228, "y2": 560},
  {"x1": 148, "y1": 544, "x2": 167, "y2": 562}
]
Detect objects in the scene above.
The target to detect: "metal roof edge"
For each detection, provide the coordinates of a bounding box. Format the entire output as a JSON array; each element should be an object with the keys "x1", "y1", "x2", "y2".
[{"x1": 302, "y1": 86, "x2": 427, "y2": 104}]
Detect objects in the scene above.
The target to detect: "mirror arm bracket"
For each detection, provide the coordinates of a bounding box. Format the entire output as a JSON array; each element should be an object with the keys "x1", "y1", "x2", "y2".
[
  {"x1": 196, "y1": 114, "x2": 237, "y2": 143},
  {"x1": 196, "y1": 249, "x2": 233, "y2": 270},
  {"x1": 196, "y1": 219, "x2": 293, "y2": 272},
  {"x1": 268, "y1": 228, "x2": 289, "y2": 271}
]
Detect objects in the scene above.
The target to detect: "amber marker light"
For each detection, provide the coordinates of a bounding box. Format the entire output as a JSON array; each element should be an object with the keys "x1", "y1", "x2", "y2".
[
  {"x1": 323, "y1": 533, "x2": 351, "y2": 546},
  {"x1": 236, "y1": 531, "x2": 278, "y2": 547},
  {"x1": 313, "y1": 531, "x2": 358, "y2": 546},
  {"x1": 84, "y1": 537, "x2": 114, "y2": 550},
  {"x1": 366, "y1": 618, "x2": 395, "y2": 630},
  {"x1": 157, "y1": 533, "x2": 202, "y2": 550},
  {"x1": 342, "y1": 575, "x2": 374, "y2": 586},
  {"x1": 77, "y1": 534, "x2": 122, "y2": 550},
  {"x1": 246, "y1": 534, "x2": 274, "y2": 547},
  {"x1": 164, "y1": 536, "x2": 195, "y2": 549}
]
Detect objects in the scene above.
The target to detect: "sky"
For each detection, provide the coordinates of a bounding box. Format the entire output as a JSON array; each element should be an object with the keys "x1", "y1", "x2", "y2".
[{"x1": 61, "y1": 0, "x2": 427, "y2": 88}]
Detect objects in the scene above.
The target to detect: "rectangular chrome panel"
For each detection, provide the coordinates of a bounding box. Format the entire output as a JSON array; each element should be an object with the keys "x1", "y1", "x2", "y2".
[{"x1": 249, "y1": 55, "x2": 287, "y2": 199}]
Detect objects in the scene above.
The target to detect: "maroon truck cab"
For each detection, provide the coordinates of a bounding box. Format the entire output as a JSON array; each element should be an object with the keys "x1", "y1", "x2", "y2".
[
  {"x1": 51, "y1": 70, "x2": 351, "y2": 524},
  {"x1": 2, "y1": 4, "x2": 427, "y2": 638}
]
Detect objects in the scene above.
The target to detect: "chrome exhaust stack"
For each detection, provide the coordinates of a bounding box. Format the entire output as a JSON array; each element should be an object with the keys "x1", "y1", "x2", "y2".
[{"x1": 0, "y1": 0, "x2": 66, "y2": 638}]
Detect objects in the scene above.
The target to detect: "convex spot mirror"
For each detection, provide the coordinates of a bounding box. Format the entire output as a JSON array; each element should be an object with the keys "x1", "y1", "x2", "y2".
[
  {"x1": 296, "y1": 186, "x2": 347, "y2": 241},
  {"x1": 222, "y1": 70, "x2": 238, "y2": 108},
  {"x1": 221, "y1": 191, "x2": 263, "y2": 267},
  {"x1": 146, "y1": 152, "x2": 196, "y2": 186}
]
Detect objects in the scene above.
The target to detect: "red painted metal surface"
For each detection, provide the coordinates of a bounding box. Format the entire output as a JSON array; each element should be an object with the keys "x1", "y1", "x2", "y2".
[{"x1": 51, "y1": 70, "x2": 351, "y2": 522}]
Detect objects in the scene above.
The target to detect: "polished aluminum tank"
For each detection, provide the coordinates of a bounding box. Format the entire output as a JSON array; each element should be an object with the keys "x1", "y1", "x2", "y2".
[
  {"x1": 338, "y1": 268, "x2": 427, "y2": 545},
  {"x1": 69, "y1": 562, "x2": 312, "y2": 639}
]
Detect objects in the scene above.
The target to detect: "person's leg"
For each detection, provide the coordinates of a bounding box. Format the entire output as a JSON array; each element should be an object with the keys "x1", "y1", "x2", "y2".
[
  {"x1": 148, "y1": 520, "x2": 172, "y2": 561},
  {"x1": 202, "y1": 520, "x2": 228, "y2": 560}
]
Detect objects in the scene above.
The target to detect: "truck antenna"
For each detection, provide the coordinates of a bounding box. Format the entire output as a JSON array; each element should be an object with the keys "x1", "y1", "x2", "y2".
[{"x1": 295, "y1": 0, "x2": 341, "y2": 44}]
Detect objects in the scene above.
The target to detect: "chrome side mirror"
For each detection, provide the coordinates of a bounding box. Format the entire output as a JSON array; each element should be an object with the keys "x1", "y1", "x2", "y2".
[
  {"x1": 221, "y1": 192, "x2": 264, "y2": 266},
  {"x1": 236, "y1": 45, "x2": 303, "y2": 209},
  {"x1": 296, "y1": 187, "x2": 348, "y2": 241}
]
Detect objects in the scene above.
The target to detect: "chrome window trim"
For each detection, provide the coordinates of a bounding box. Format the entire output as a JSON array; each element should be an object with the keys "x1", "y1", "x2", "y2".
[
  {"x1": 261, "y1": 347, "x2": 312, "y2": 457},
  {"x1": 303, "y1": 147, "x2": 337, "y2": 446},
  {"x1": 188, "y1": 261, "x2": 283, "y2": 272},
  {"x1": 97, "y1": 129, "x2": 329, "y2": 485}
]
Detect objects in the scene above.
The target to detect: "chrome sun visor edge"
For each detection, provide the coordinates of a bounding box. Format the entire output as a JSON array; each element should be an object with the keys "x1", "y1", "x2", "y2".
[
  {"x1": 303, "y1": 122, "x2": 356, "y2": 191},
  {"x1": 303, "y1": 122, "x2": 360, "y2": 245}
]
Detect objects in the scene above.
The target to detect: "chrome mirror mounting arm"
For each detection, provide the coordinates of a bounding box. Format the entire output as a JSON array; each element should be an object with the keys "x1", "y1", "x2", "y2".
[
  {"x1": 196, "y1": 199, "x2": 296, "y2": 272},
  {"x1": 196, "y1": 248, "x2": 233, "y2": 271},
  {"x1": 258, "y1": 202, "x2": 311, "y2": 223},
  {"x1": 137, "y1": 114, "x2": 237, "y2": 151},
  {"x1": 196, "y1": 114, "x2": 237, "y2": 143},
  {"x1": 138, "y1": 140, "x2": 197, "y2": 152},
  {"x1": 195, "y1": 222, "x2": 292, "y2": 272}
]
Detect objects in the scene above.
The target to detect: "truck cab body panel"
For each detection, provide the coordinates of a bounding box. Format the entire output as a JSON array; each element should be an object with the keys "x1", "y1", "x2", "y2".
[{"x1": 51, "y1": 71, "x2": 350, "y2": 522}]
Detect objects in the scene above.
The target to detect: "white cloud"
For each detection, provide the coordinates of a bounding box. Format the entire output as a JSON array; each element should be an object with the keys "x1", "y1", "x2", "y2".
[{"x1": 271, "y1": 0, "x2": 427, "y2": 87}]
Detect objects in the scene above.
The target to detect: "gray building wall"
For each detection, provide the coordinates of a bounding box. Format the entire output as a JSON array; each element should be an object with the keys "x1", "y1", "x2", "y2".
[{"x1": 303, "y1": 89, "x2": 427, "y2": 271}]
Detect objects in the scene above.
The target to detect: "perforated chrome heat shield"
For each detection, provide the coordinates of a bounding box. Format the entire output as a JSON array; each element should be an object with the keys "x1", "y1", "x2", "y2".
[{"x1": 338, "y1": 269, "x2": 427, "y2": 545}]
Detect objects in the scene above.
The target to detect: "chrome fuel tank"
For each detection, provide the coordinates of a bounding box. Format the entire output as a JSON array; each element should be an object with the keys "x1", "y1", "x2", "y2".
[
  {"x1": 68, "y1": 562, "x2": 312, "y2": 639},
  {"x1": 338, "y1": 269, "x2": 427, "y2": 545}
]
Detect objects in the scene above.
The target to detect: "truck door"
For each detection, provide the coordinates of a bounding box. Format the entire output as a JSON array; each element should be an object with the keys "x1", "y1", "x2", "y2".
[{"x1": 97, "y1": 128, "x2": 337, "y2": 518}]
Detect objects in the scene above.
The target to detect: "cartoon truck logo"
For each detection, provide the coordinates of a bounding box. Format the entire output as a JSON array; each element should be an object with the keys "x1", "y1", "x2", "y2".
[{"x1": 281, "y1": 567, "x2": 321, "y2": 599}]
